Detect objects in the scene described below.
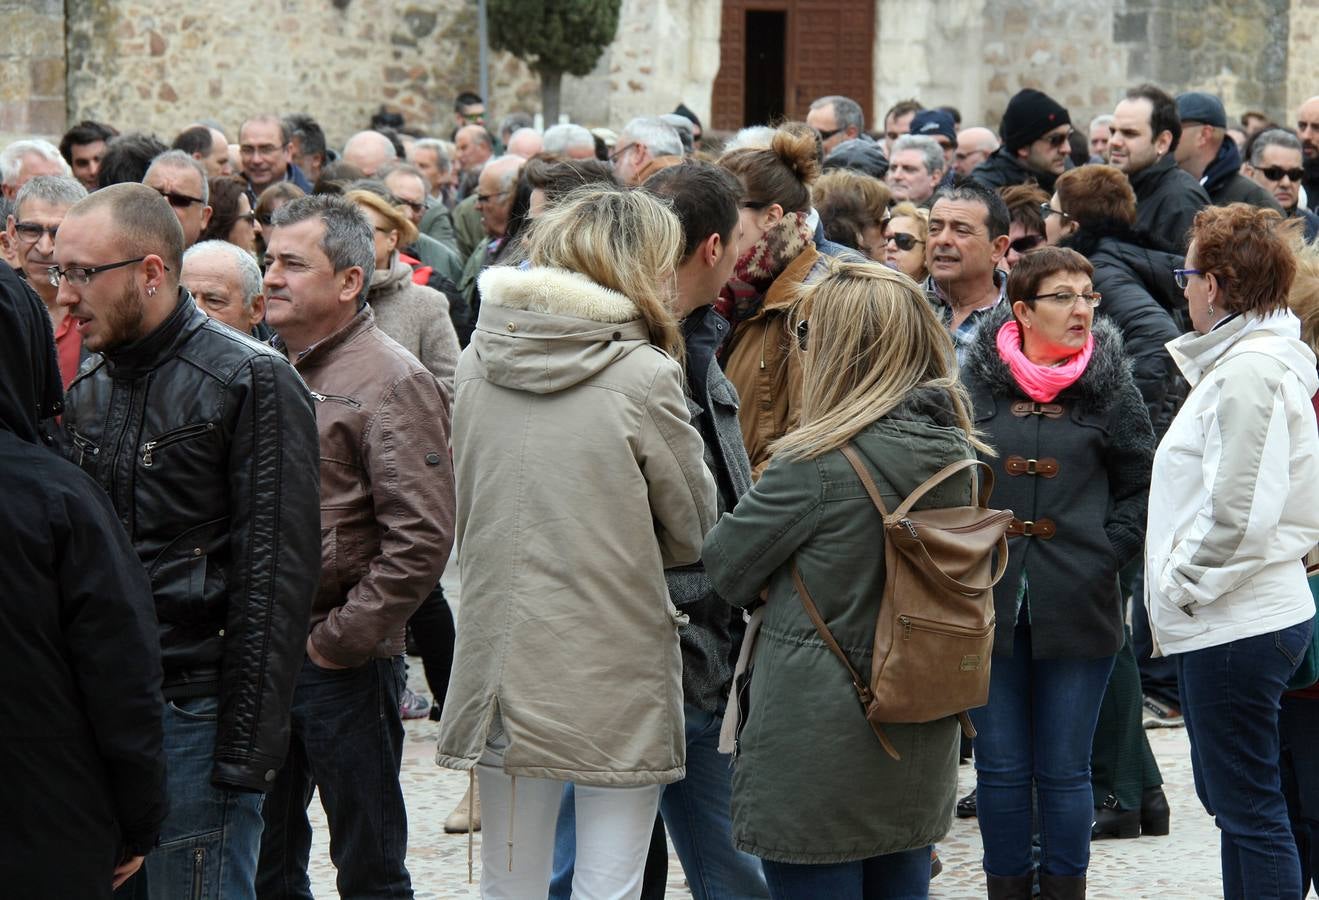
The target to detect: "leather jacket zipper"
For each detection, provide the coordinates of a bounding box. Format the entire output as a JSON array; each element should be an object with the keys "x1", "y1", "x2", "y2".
[
  {"x1": 69, "y1": 429, "x2": 100, "y2": 467},
  {"x1": 141, "y1": 422, "x2": 216, "y2": 467},
  {"x1": 309, "y1": 390, "x2": 362, "y2": 408}
]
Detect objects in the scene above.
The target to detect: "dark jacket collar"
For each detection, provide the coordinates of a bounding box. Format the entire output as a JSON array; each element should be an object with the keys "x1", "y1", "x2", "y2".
[
  {"x1": 1201, "y1": 138, "x2": 1243, "y2": 196},
  {"x1": 103, "y1": 289, "x2": 206, "y2": 379},
  {"x1": 1128, "y1": 154, "x2": 1178, "y2": 199}
]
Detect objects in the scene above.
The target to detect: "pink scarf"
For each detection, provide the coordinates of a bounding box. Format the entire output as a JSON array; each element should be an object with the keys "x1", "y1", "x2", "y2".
[{"x1": 995, "y1": 320, "x2": 1094, "y2": 402}]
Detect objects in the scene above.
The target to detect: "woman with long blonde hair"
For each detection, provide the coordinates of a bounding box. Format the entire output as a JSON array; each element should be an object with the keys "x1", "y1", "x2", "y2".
[
  {"x1": 435, "y1": 184, "x2": 715, "y2": 898},
  {"x1": 703, "y1": 261, "x2": 982, "y2": 898}
]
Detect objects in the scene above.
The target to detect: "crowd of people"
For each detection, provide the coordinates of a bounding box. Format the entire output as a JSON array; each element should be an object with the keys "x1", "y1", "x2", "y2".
[{"x1": 3, "y1": 79, "x2": 1319, "y2": 900}]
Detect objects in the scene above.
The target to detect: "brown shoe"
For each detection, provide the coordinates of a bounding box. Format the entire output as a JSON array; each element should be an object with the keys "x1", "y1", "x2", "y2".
[{"x1": 443, "y1": 781, "x2": 481, "y2": 834}]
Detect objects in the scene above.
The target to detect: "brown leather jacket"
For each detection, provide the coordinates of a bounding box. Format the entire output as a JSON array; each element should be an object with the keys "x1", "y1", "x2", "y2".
[
  {"x1": 292, "y1": 306, "x2": 456, "y2": 667},
  {"x1": 721, "y1": 244, "x2": 820, "y2": 477}
]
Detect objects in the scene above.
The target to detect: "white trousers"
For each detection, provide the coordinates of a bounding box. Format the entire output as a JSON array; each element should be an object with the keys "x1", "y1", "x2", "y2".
[{"x1": 476, "y1": 760, "x2": 661, "y2": 900}]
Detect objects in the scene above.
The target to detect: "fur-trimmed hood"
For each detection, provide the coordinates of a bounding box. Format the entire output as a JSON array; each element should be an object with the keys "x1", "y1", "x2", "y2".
[
  {"x1": 469, "y1": 265, "x2": 653, "y2": 394},
  {"x1": 961, "y1": 302, "x2": 1132, "y2": 415}
]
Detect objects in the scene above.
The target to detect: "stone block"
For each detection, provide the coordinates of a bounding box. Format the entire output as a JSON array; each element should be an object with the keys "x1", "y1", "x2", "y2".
[
  {"x1": 28, "y1": 56, "x2": 64, "y2": 97},
  {"x1": 1114, "y1": 11, "x2": 1148, "y2": 43}
]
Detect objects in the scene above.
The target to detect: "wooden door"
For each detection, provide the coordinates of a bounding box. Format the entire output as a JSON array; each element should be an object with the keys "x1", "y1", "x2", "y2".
[{"x1": 712, "y1": 0, "x2": 874, "y2": 132}]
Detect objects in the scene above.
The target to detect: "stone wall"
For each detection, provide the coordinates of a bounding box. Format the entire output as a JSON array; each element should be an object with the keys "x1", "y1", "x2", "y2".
[
  {"x1": 1286, "y1": 2, "x2": 1319, "y2": 118},
  {"x1": 62, "y1": 0, "x2": 539, "y2": 146},
  {"x1": 0, "y1": 0, "x2": 66, "y2": 145}
]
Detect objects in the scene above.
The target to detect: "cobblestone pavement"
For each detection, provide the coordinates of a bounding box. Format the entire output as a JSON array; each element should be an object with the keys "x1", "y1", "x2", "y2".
[
  {"x1": 305, "y1": 566, "x2": 1226, "y2": 898},
  {"x1": 305, "y1": 686, "x2": 1222, "y2": 898}
]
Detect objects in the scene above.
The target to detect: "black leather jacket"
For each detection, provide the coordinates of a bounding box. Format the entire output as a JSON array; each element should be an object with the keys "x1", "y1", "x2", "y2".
[{"x1": 63, "y1": 291, "x2": 321, "y2": 792}]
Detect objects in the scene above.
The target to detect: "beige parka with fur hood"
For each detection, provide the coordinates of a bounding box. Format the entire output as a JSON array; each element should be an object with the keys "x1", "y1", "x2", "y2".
[{"x1": 435, "y1": 265, "x2": 717, "y2": 785}]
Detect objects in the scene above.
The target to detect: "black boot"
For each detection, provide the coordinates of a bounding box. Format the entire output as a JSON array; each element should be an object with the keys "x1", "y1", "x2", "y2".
[
  {"x1": 1091, "y1": 793, "x2": 1140, "y2": 839},
  {"x1": 957, "y1": 786, "x2": 977, "y2": 818},
  {"x1": 986, "y1": 873, "x2": 1034, "y2": 900},
  {"x1": 1140, "y1": 785, "x2": 1170, "y2": 836},
  {"x1": 1038, "y1": 873, "x2": 1086, "y2": 899}
]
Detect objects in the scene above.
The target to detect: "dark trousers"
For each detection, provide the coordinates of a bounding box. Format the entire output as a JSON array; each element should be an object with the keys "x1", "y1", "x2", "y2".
[
  {"x1": 760, "y1": 848, "x2": 931, "y2": 900},
  {"x1": 256, "y1": 657, "x2": 411, "y2": 899},
  {"x1": 1179, "y1": 623, "x2": 1313, "y2": 900},
  {"x1": 1280, "y1": 694, "x2": 1319, "y2": 897},
  {"x1": 408, "y1": 581, "x2": 455, "y2": 715},
  {"x1": 1091, "y1": 626, "x2": 1163, "y2": 809}
]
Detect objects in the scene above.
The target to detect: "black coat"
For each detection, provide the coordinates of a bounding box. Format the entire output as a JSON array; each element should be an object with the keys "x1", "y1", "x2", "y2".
[
  {"x1": 1202, "y1": 138, "x2": 1283, "y2": 212},
  {"x1": 1129, "y1": 154, "x2": 1210, "y2": 253},
  {"x1": 63, "y1": 291, "x2": 322, "y2": 793},
  {"x1": 970, "y1": 147, "x2": 1061, "y2": 194},
  {"x1": 1061, "y1": 223, "x2": 1184, "y2": 434},
  {"x1": 961, "y1": 307, "x2": 1154, "y2": 660},
  {"x1": 0, "y1": 263, "x2": 166, "y2": 897}
]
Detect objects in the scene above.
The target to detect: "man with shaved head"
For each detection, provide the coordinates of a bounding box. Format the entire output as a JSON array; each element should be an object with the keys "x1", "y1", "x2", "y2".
[
  {"x1": 955, "y1": 127, "x2": 1000, "y2": 178},
  {"x1": 1297, "y1": 96, "x2": 1319, "y2": 212},
  {"x1": 56, "y1": 182, "x2": 320, "y2": 900},
  {"x1": 505, "y1": 127, "x2": 543, "y2": 160},
  {"x1": 342, "y1": 130, "x2": 399, "y2": 178},
  {"x1": 239, "y1": 114, "x2": 312, "y2": 195}
]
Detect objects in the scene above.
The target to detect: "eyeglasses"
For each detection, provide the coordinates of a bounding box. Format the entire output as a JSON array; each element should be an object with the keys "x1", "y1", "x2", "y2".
[
  {"x1": 1256, "y1": 165, "x2": 1306, "y2": 183},
  {"x1": 1028, "y1": 289, "x2": 1101, "y2": 307},
  {"x1": 608, "y1": 142, "x2": 637, "y2": 164},
  {"x1": 885, "y1": 232, "x2": 924, "y2": 251},
  {"x1": 13, "y1": 222, "x2": 59, "y2": 244},
  {"x1": 373, "y1": 226, "x2": 396, "y2": 236},
  {"x1": 47, "y1": 257, "x2": 166, "y2": 287},
  {"x1": 475, "y1": 190, "x2": 508, "y2": 205},
  {"x1": 1173, "y1": 268, "x2": 1204, "y2": 289},
  {"x1": 394, "y1": 197, "x2": 425, "y2": 215},
  {"x1": 1039, "y1": 203, "x2": 1071, "y2": 221},
  {"x1": 239, "y1": 143, "x2": 287, "y2": 158},
  {"x1": 740, "y1": 200, "x2": 771, "y2": 210},
  {"x1": 155, "y1": 188, "x2": 205, "y2": 208},
  {"x1": 1042, "y1": 131, "x2": 1073, "y2": 149},
  {"x1": 815, "y1": 127, "x2": 844, "y2": 141},
  {"x1": 1008, "y1": 234, "x2": 1046, "y2": 255}
]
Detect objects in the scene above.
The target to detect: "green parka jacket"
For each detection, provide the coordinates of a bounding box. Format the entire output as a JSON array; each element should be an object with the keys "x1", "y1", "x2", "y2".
[{"x1": 702, "y1": 389, "x2": 974, "y2": 864}]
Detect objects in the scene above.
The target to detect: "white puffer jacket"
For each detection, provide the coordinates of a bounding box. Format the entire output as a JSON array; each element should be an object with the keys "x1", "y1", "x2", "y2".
[{"x1": 1145, "y1": 311, "x2": 1319, "y2": 656}]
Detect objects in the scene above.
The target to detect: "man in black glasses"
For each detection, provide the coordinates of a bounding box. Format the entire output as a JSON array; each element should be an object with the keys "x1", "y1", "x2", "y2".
[
  {"x1": 806, "y1": 95, "x2": 866, "y2": 155},
  {"x1": 1244, "y1": 128, "x2": 1319, "y2": 241},
  {"x1": 54, "y1": 182, "x2": 321, "y2": 900},
  {"x1": 4, "y1": 174, "x2": 87, "y2": 387},
  {"x1": 143, "y1": 149, "x2": 213, "y2": 248},
  {"x1": 1173, "y1": 91, "x2": 1282, "y2": 213},
  {"x1": 970, "y1": 88, "x2": 1073, "y2": 193}
]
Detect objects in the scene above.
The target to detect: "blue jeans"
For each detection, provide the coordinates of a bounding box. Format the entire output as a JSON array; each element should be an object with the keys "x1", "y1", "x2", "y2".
[
  {"x1": 1177, "y1": 622, "x2": 1313, "y2": 900},
  {"x1": 144, "y1": 696, "x2": 266, "y2": 900},
  {"x1": 256, "y1": 657, "x2": 411, "y2": 899},
  {"x1": 969, "y1": 619, "x2": 1115, "y2": 878},
  {"x1": 550, "y1": 706, "x2": 768, "y2": 900},
  {"x1": 1280, "y1": 695, "x2": 1319, "y2": 897},
  {"x1": 760, "y1": 847, "x2": 931, "y2": 900}
]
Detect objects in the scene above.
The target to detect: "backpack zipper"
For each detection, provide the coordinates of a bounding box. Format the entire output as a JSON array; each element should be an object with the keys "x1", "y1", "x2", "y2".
[
  {"x1": 140, "y1": 422, "x2": 216, "y2": 467},
  {"x1": 898, "y1": 614, "x2": 995, "y2": 641}
]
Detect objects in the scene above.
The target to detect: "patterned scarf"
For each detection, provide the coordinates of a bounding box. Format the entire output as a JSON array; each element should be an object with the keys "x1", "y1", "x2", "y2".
[{"x1": 715, "y1": 211, "x2": 815, "y2": 328}]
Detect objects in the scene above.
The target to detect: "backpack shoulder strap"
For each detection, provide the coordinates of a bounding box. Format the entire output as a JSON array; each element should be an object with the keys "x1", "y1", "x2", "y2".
[
  {"x1": 839, "y1": 446, "x2": 995, "y2": 517},
  {"x1": 839, "y1": 444, "x2": 891, "y2": 515},
  {"x1": 791, "y1": 563, "x2": 874, "y2": 708}
]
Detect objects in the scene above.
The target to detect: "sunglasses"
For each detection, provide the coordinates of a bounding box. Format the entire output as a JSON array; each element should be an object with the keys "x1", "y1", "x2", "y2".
[
  {"x1": 885, "y1": 232, "x2": 924, "y2": 251},
  {"x1": 1008, "y1": 234, "x2": 1045, "y2": 255},
  {"x1": 155, "y1": 189, "x2": 205, "y2": 208},
  {"x1": 1039, "y1": 203, "x2": 1071, "y2": 221},
  {"x1": 816, "y1": 126, "x2": 844, "y2": 141},
  {"x1": 1256, "y1": 165, "x2": 1305, "y2": 183},
  {"x1": 1043, "y1": 131, "x2": 1072, "y2": 148}
]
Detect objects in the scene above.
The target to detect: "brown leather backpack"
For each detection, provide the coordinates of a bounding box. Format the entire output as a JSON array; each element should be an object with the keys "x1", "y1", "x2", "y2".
[{"x1": 793, "y1": 444, "x2": 1012, "y2": 760}]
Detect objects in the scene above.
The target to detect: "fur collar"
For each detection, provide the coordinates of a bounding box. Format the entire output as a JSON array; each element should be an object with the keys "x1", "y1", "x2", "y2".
[
  {"x1": 962, "y1": 303, "x2": 1131, "y2": 415},
  {"x1": 479, "y1": 265, "x2": 641, "y2": 324}
]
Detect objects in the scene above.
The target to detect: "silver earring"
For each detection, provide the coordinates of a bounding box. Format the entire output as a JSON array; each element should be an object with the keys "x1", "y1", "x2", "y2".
[
  {"x1": 1208, "y1": 302, "x2": 1213, "y2": 315},
  {"x1": 148, "y1": 287, "x2": 156, "y2": 296}
]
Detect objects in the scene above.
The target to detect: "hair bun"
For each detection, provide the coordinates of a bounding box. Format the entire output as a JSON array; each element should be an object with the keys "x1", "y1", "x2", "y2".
[{"x1": 771, "y1": 127, "x2": 822, "y2": 187}]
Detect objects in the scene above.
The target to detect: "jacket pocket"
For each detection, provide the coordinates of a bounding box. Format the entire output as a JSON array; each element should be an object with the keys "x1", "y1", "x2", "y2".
[
  {"x1": 139, "y1": 422, "x2": 217, "y2": 468},
  {"x1": 148, "y1": 517, "x2": 228, "y2": 623},
  {"x1": 68, "y1": 425, "x2": 101, "y2": 472}
]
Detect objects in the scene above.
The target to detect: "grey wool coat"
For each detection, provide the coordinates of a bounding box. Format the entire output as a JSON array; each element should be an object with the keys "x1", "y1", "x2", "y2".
[
  {"x1": 702, "y1": 389, "x2": 974, "y2": 864},
  {"x1": 435, "y1": 265, "x2": 717, "y2": 786},
  {"x1": 961, "y1": 305, "x2": 1154, "y2": 660},
  {"x1": 367, "y1": 254, "x2": 461, "y2": 394}
]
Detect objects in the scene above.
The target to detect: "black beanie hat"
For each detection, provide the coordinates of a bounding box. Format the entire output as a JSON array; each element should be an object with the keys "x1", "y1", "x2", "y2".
[{"x1": 1000, "y1": 89, "x2": 1071, "y2": 153}]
